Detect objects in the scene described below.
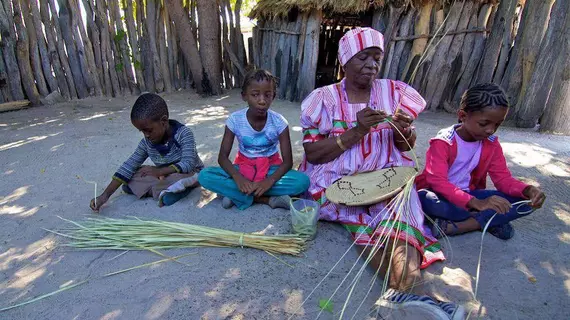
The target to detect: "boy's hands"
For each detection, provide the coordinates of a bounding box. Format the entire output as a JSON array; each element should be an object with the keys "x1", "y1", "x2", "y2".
[
  {"x1": 90, "y1": 193, "x2": 110, "y2": 212},
  {"x1": 252, "y1": 178, "x2": 275, "y2": 197},
  {"x1": 139, "y1": 166, "x2": 165, "y2": 179},
  {"x1": 468, "y1": 196, "x2": 512, "y2": 214},
  {"x1": 523, "y1": 186, "x2": 546, "y2": 208}
]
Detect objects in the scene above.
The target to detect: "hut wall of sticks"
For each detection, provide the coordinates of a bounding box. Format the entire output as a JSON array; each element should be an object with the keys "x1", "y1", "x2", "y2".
[
  {"x1": 0, "y1": 0, "x2": 250, "y2": 109},
  {"x1": 250, "y1": 0, "x2": 570, "y2": 134}
]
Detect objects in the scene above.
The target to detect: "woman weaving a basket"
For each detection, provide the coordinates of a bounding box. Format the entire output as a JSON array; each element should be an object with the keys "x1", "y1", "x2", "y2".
[{"x1": 300, "y1": 28, "x2": 463, "y2": 318}]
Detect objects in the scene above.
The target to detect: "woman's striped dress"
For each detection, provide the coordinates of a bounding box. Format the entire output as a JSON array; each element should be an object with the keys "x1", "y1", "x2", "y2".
[{"x1": 300, "y1": 79, "x2": 444, "y2": 268}]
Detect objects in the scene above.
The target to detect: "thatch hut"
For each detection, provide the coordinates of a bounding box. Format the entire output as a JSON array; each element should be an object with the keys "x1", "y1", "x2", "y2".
[
  {"x1": 250, "y1": 0, "x2": 570, "y2": 133},
  {"x1": 249, "y1": 0, "x2": 503, "y2": 110}
]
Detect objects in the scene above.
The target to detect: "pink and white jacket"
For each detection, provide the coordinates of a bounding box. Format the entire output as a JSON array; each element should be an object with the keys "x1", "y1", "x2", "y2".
[{"x1": 415, "y1": 125, "x2": 529, "y2": 209}]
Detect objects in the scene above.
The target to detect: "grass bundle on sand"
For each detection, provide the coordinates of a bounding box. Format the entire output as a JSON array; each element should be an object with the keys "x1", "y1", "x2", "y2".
[{"x1": 50, "y1": 217, "x2": 307, "y2": 256}]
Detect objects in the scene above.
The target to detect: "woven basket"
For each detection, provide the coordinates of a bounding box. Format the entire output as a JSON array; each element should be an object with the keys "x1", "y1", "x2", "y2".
[{"x1": 325, "y1": 167, "x2": 417, "y2": 206}]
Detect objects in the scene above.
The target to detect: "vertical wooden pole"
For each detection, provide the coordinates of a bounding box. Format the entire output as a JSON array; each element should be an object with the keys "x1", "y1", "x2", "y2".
[
  {"x1": 297, "y1": 9, "x2": 322, "y2": 101},
  {"x1": 0, "y1": 0, "x2": 25, "y2": 100},
  {"x1": 40, "y1": 0, "x2": 72, "y2": 99},
  {"x1": 13, "y1": 0, "x2": 41, "y2": 105}
]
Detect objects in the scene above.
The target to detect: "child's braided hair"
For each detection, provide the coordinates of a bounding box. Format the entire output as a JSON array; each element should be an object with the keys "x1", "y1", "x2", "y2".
[
  {"x1": 241, "y1": 69, "x2": 278, "y2": 97},
  {"x1": 131, "y1": 93, "x2": 168, "y2": 121},
  {"x1": 460, "y1": 83, "x2": 510, "y2": 113}
]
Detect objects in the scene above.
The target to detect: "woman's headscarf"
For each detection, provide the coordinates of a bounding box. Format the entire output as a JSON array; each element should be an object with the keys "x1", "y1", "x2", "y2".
[{"x1": 337, "y1": 27, "x2": 384, "y2": 67}]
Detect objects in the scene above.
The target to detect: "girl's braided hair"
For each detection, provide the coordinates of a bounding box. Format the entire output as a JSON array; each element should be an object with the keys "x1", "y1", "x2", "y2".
[{"x1": 460, "y1": 83, "x2": 509, "y2": 113}]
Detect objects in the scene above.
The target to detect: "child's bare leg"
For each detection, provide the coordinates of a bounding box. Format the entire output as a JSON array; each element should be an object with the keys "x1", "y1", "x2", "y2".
[
  {"x1": 254, "y1": 196, "x2": 270, "y2": 205},
  {"x1": 440, "y1": 217, "x2": 481, "y2": 236},
  {"x1": 358, "y1": 240, "x2": 424, "y2": 295},
  {"x1": 254, "y1": 196, "x2": 290, "y2": 209}
]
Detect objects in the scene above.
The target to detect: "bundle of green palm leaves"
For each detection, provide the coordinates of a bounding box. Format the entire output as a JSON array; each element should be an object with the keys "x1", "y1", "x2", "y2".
[{"x1": 50, "y1": 217, "x2": 306, "y2": 256}]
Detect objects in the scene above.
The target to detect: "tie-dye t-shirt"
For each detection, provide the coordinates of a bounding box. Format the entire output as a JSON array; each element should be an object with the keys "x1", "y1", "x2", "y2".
[{"x1": 226, "y1": 108, "x2": 288, "y2": 158}]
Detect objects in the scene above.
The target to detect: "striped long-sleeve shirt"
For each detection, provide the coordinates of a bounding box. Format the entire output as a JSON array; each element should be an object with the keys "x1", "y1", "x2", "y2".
[{"x1": 113, "y1": 120, "x2": 204, "y2": 184}]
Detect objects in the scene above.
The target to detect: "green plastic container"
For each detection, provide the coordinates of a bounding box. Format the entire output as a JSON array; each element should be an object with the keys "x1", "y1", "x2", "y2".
[{"x1": 290, "y1": 198, "x2": 320, "y2": 240}]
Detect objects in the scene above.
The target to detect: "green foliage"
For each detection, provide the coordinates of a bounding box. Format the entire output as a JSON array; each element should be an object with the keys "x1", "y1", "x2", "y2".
[
  {"x1": 133, "y1": 59, "x2": 142, "y2": 70},
  {"x1": 318, "y1": 299, "x2": 334, "y2": 313},
  {"x1": 114, "y1": 30, "x2": 127, "y2": 43},
  {"x1": 115, "y1": 63, "x2": 125, "y2": 72}
]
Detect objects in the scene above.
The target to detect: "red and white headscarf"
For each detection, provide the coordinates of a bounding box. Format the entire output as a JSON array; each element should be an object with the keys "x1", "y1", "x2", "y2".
[{"x1": 337, "y1": 27, "x2": 384, "y2": 67}]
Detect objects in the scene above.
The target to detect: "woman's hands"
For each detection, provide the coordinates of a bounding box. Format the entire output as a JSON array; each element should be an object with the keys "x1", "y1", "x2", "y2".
[
  {"x1": 356, "y1": 107, "x2": 387, "y2": 135},
  {"x1": 391, "y1": 110, "x2": 414, "y2": 140}
]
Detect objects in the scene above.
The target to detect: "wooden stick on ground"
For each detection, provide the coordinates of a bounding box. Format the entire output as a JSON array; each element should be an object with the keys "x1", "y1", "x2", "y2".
[{"x1": 0, "y1": 100, "x2": 31, "y2": 113}]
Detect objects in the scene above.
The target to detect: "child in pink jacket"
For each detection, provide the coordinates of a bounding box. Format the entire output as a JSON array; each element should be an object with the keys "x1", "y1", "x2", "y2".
[{"x1": 416, "y1": 83, "x2": 546, "y2": 240}]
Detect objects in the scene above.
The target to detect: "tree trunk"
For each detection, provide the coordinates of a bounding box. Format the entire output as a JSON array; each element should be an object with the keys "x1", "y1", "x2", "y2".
[
  {"x1": 169, "y1": 16, "x2": 180, "y2": 90},
  {"x1": 297, "y1": 10, "x2": 322, "y2": 101},
  {"x1": 0, "y1": 0, "x2": 25, "y2": 100},
  {"x1": 381, "y1": 5, "x2": 405, "y2": 79},
  {"x1": 56, "y1": 0, "x2": 89, "y2": 98},
  {"x1": 164, "y1": 7, "x2": 176, "y2": 90},
  {"x1": 89, "y1": 0, "x2": 110, "y2": 95},
  {"x1": 71, "y1": 0, "x2": 102, "y2": 96},
  {"x1": 220, "y1": 0, "x2": 233, "y2": 89},
  {"x1": 190, "y1": 0, "x2": 198, "y2": 41},
  {"x1": 517, "y1": 0, "x2": 569, "y2": 128},
  {"x1": 540, "y1": 57, "x2": 570, "y2": 134},
  {"x1": 423, "y1": 0, "x2": 465, "y2": 110},
  {"x1": 158, "y1": 5, "x2": 172, "y2": 92},
  {"x1": 135, "y1": 0, "x2": 153, "y2": 92},
  {"x1": 278, "y1": 21, "x2": 296, "y2": 99},
  {"x1": 371, "y1": 8, "x2": 385, "y2": 32},
  {"x1": 453, "y1": 3, "x2": 493, "y2": 105},
  {"x1": 388, "y1": 8, "x2": 415, "y2": 80},
  {"x1": 540, "y1": 1, "x2": 570, "y2": 134},
  {"x1": 165, "y1": 0, "x2": 204, "y2": 94},
  {"x1": 23, "y1": 0, "x2": 49, "y2": 96},
  {"x1": 490, "y1": 1, "x2": 519, "y2": 84},
  {"x1": 0, "y1": 48, "x2": 11, "y2": 101},
  {"x1": 106, "y1": 0, "x2": 129, "y2": 94},
  {"x1": 286, "y1": 17, "x2": 302, "y2": 101},
  {"x1": 145, "y1": 0, "x2": 164, "y2": 92},
  {"x1": 412, "y1": 8, "x2": 444, "y2": 91},
  {"x1": 124, "y1": 0, "x2": 145, "y2": 92},
  {"x1": 39, "y1": 0, "x2": 71, "y2": 99},
  {"x1": 67, "y1": 0, "x2": 97, "y2": 96},
  {"x1": 252, "y1": 26, "x2": 260, "y2": 68},
  {"x1": 502, "y1": 0, "x2": 556, "y2": 123},
  {"x1": 13, "y1": 0, "x2": 40, "y2": 105},
  {"x1": 234, "y1": 0, "x2": 247, "y2": 84},
  {"x1": 197, "y1": 0, "x2": 222, "y2": 95},
  {"x1": 402, "y1": 3, "x2": 433, "y2": 82},
  {"x1": 110, "y1": 0, "x2": 136, "y2": 94},
  {"x1": 476, "y1": 0, "x2": 518, "y2": 84},
  {"x1": 106, "y1": 0, "x2": 127, "y2": 95},
  {"x1": 27, "y1": 0, "x2": 58, "y2": 95},
  {"x1": 95, "y1": 0, "x2": 120, "y2": 96},
  {"x1": 81, "y1": 0, "x2": 104, "y2": 94},
  {"x1": 434, "y1": 1, "x2": 476, "y2": 110}
]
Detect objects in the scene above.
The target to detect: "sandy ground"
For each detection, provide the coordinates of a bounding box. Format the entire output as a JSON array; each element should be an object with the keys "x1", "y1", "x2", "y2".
[{"x1": 0, "y1": 90, "x2": 569, "y2": 320}]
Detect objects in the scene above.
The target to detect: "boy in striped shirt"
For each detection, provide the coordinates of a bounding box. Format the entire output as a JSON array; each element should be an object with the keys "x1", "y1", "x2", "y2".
[{"x1": 90, "y1": 93, "x2": 203, "y2": 211}]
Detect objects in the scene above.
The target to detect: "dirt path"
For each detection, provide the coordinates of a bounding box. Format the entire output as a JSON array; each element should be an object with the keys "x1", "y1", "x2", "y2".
[{"x1": 1, "y1": 91, "x2": 568, "y2": 319}]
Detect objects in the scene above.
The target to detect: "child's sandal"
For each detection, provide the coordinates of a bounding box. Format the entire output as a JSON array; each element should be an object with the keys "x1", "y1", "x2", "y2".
[{"x1": 431, "y1": 219, "x2": 459, "y2": 238}]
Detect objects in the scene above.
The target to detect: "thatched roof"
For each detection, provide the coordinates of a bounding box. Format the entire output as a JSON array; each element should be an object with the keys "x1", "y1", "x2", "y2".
[
  {"x1": 249, "y1": 0, "x2": 495, "y2": 19},
  {"x1": 250, "y1": 0, "x2": 425, "y2": 19}
]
